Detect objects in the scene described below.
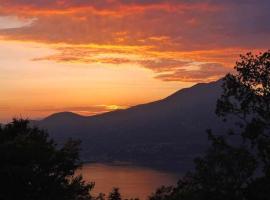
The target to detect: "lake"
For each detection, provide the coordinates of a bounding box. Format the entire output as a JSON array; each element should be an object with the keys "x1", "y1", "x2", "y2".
[{"x1": 79, "y1": 163, "x2": 180, "y2": 200}]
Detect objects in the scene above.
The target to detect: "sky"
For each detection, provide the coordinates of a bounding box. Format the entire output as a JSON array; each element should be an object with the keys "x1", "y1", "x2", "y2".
[{"x1": 0, "y1": 0, "x2": 270, "y2": 123}]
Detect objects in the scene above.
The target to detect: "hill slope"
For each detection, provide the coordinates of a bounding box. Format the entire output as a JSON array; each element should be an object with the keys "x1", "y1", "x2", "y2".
[{"x1": 36, "y1": 79, "x2": 226, "y2": 171}]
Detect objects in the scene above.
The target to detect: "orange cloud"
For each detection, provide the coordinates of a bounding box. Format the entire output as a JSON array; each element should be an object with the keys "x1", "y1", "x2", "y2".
[
  {"x1": 155, "y1": 63, "x2": 230, "y2": 82},
  {"x1": 28, "y1": 104, "x2": 129, "y2": 116},
  {"x1": 29, "y1": 42, "x2": 235, "y2": 82},
  {"x1": 0, "y1": 0, "x2": 269, "y2": 83},
  {"x1": 0, "y1": 1, "x2": 221, "y2": 17}
]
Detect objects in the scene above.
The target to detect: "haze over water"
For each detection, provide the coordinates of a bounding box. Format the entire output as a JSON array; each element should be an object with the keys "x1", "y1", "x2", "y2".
[{"x1": 79, "y1": 163, "x2": 179, "y2": 200}]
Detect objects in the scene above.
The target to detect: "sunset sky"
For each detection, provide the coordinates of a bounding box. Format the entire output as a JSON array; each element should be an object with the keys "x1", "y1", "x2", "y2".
[{"x1": 0, "y1": 0, "x2": 270, "y2": 122}]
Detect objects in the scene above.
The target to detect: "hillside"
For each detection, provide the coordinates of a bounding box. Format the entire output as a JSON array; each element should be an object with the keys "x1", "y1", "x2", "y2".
[{"x1": 36, "y1": 79, "x2": 226, "y2": 171}]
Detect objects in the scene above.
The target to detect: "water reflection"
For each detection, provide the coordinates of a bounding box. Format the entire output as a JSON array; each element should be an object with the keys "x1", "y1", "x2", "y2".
[{"x1": 79, "y1": 163, "x2": 179, "y2": 200}]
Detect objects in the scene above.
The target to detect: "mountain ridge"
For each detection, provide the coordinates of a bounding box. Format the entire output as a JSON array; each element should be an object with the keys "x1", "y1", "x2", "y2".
[
  {"x1": 43, "y1": 80, "x2": 222, "y2": 121},
  {"x1": 36, "y1": 79, "x2": 227, "y2": 171}
]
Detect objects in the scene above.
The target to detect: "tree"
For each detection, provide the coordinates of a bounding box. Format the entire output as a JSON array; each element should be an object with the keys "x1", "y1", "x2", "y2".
[
  {"x1": 0, "y1": 119, "x2": 94, "y2": 200},
  {"x1": 149, "y1": 50, "x2": 270, "y2": 200},
  {"x1": 108, "y1": 188, "x2": 121, "y2": 200},
  {"x1": 189, "y1": 132, "x2": 256, "y2": 200},
  {"x1": 95, "y1": 193, "x2": 106, "y2": 200},
  {"x1": 150, "y1": 132, "x2": 256, "y2": 200},
  {"x1": 216, "y1": 51, "x2": 270, "y2": 199},
  {"x1": 216, "y1": 51, "x2": 270, "y2": 174}
]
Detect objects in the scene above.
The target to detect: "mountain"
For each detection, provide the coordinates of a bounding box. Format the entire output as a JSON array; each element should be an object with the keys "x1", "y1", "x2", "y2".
[{"x1": 35, "y1": 79, "x2": 227, "y2": 171}]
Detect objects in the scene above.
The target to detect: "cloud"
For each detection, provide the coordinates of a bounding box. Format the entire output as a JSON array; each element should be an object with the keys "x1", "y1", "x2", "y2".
[
  {"x1": 29, "y1": 104, "x2": 129, "y2": 116},
  {"x1": 0, "y1": 0, "x2": 269, "y2": 82},
  {"x1": 0, "y1": 1, "x2": 220, "y2": 17},
  {"x1": 0, "y1": 15, "x2": 35, "y2": 29},
  {"x1": 139, "y1": 59, "x2": 191, "y2": 72},
  {"x1": 30, "y1": 43, "x2": 262, "y2": 83},
  {"x1": 155, "y1": 63, "x2": 231, "y2": 82},
  {"x1": 0, "y1": 0, "x2": 269, "y2": 49}
]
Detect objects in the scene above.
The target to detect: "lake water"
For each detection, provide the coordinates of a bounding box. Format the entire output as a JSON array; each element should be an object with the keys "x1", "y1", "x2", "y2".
[{"x1": 79, "y1": 163, "x2": 180, "y2": 200}]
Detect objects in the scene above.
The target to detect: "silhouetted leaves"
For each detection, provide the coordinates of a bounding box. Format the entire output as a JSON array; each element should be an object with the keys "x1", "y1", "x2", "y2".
[
  {"x1": 108, "y1": 188, "x2": 122, "y2": 200},
  {"x1": 0, "y1": 119, "x2": 93, "y2": 200}
]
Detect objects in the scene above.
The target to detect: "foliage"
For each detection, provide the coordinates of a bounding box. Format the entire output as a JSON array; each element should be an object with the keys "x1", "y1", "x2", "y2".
[
  {"x1": 216, "y1": 51, "x2": 270, "y2": 174},
  {"x1": 150, "y1": 132, "x2": 256, "y2": 200},
  {"x1": 95, "y1": 189, "x2": 139, "y2": 200},
  {"x1": 108, "y1": 188, "x2": 122, "y2": 200},
  {"x1": 150, "y1": 51, "x2": 270, "y2": 200},
  {"x1": 95, "y1": 193, "x2": 106, "y2": 200},
  {"x1": 0, "y1": 119, "x2": 94, "y2": 200}
]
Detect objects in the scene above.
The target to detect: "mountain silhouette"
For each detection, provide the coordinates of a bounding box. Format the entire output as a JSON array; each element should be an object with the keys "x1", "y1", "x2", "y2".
[{"x1": 35, "y1": 79, "x2": 226, "y2": 171}]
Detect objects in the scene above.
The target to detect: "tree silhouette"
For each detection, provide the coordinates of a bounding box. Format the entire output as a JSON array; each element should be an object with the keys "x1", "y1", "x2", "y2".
[
  {"x1": 150, "y1": 132, "x2": 256, "y2": 200},
  {"x1": 95, "y1": 193, "x2": 106, "y2": 200},
  {"x1": 0, "y1": 119, "x2": 94, "y2": 200},
  {"x1": 108, "y1": 188, "x2": 121, "y2": 200},
  {"x1": 216, "y1": 51, "x2": 270, "y2": 174},
  {"x1": 150, "y1": 50, "x2": 270, "y2": 200},
  {"x1": 216, "y1": 50, "x2": 270, "y2": 199}
]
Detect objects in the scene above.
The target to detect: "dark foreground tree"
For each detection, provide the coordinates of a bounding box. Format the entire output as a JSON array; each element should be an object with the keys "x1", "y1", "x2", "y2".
[
  {"x1": 216, "y1": 50, "x2": 270, "y2": 199},
  {"x1": 150, "y1": 51, "x2": 270, "y2": 200},
  {"x1": 108, "y1": 188, "x2": 122, "y2": 200},
  {"x1": 95, "y1": 189, "x2": 138, "y2": 200},
  {"x1": 150, "y1": 133, "x2": 256, "y2": 200},
  {"x1": 216, "y1": 51, "x2": 270, "y2": 174},
  {"x1": 0, "y1": 119, "x2": 93, "y2": 200}
]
